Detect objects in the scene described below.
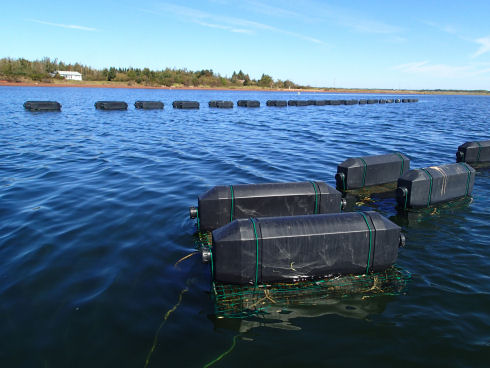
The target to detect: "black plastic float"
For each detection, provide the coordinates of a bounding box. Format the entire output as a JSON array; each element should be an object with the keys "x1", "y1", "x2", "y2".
[
  {"x1": 172, "y1": 101, "x2": 199, "y2": 109},
  {"x1": 134, "y1": 101, "x2": 164, "y2": 109},
  {"x1": 345, "y1": 99, "x2": 358, "y2": 105},
  {"x1": 24, "y1": 101, "x2": 61, "y2": 111},
  {"x1": 95, "y1": 101, "x2": 128, "y2": 110},
  {"x1": 266, "y1": 100, "x2": 287, "y2": 107},
  {"x1": 456, "y1": 140, "x2": 490, "y2": 164},
  {"x1": 190, "y1": 181, "x2": 345, "y2": 232},
  {"x1": 288, "y1": 100, "x2": 310, "y2": 106},
  {"x1": 314, "y1": 100, "x2": 328, "y2": 106},
  {"x1": 336, "y1": 152, "x2": 410, "y2": 191},
  {"x1": 209, "y1": 100, "x2": 233, "y2": 108},
  {"x1": 208, "y1": 211, "x2": 404, "y2": 284},
  {"x1": 237, "y1": 100, "x2": 260, "y2": 107},
  {"x1": 396, "y1": 163, "x2": 475, "y2": 209}
]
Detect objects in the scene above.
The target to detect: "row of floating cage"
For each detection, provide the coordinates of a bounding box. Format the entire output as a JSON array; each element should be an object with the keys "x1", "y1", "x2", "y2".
[
  {"x1": 189, "y1": 141, "x2": 489, "y2": 317},
  {"x1": 23, "y1": 98, "x2": 419, "y2": 111}
]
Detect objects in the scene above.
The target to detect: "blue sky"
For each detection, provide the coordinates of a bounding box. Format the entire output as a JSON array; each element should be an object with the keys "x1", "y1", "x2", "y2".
[{"x1": 2, "y1": 0, "x2": 490, "y2": 90}]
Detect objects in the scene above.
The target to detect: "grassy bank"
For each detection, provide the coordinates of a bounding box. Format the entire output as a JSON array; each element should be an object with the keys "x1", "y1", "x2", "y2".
[{"x1": 2, "y1": 78, "x2": 490, "y2": 96}]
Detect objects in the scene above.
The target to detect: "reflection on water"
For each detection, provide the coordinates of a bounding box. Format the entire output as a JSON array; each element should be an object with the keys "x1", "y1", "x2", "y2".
[{"x1": 390, "y1": 197, "x2": 474, "y2": 227}]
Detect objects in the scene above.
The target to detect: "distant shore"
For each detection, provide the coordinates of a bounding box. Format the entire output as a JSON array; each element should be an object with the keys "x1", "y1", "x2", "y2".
[{"x1": 1, "y1": 79, "x2": 489, "y2": 96}]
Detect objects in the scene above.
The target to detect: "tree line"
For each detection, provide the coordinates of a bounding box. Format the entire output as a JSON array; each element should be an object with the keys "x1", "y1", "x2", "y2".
[{"x1": 0, "y1": 57, "x2": 306, "y2": 89}]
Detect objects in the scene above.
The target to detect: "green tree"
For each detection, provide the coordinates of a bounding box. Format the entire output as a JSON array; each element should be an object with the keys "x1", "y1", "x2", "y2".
[
  {"x1": 104, "y1": 67, "x2": 117, "y2": 81},
  {"x1": 258, "y1": 74, "x2": 273, "y2": 88},
  {"x1": 0, "y1": 57, "x2": 309, "y2": 90}
]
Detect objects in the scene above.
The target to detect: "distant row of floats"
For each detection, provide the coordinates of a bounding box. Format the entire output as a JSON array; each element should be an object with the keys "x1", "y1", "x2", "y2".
[{"x1": 23, "y1": 98, "x2": 419, "y2": 111}]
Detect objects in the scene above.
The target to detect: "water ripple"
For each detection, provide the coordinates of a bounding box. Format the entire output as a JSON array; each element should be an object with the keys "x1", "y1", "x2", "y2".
[{"x1": 0, "y1": 87, "x2": 489, "y2": 367}]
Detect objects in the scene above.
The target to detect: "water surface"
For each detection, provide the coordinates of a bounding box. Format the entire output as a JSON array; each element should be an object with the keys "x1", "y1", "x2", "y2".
[{"x1": 0, "y1": 87, "x2": 489, "y2": 367}]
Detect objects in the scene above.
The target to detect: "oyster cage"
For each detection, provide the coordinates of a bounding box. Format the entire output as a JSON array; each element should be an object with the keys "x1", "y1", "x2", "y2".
[{"x1": 211, "y1": 266, "x2": 410, "y2": 318}]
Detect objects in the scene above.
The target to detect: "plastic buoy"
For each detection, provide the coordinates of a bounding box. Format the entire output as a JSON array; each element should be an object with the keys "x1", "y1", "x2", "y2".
[
  {"x1": 23, "y1": 101, "x2": 61, "y2": 111},
  {"x1": 209, "y1": 100, "x2": 233, "y2": 108},
  {"x1": 288, "y1": 100, "x2": 310, "y2": 106},
  {"x1": 237, "y1": 100, "x2": 260, "y2": 107},
  {"x1": 344, "y1": 99, "x2": 358, "y2": 105},
  {"x1": 94, "y1": 101, "x2": 128, "y2": 110},
  {"x1": 335, "y1": 152, "x2": 410, "y2": 191},
  {"x1": 456, "y1": 140, "x2": 490, "y2": 164},
  {"x1": 209, "y1": 211, "x2": 404, "y2": 284},
  {"x1": 134, "y1": 101, "x2": 164, "y2": 109},
  {"x1": 172, "y1": 101, "x2": 199, "y2": 109},
  {"x1": 396, "y1": 163, "x2": 475, "y2": 208},
  {"x1": 266, "y1": 100, "x2": 287, "y2": 107},
  {"x1": 191, "y1": 181, "x2": 345, "y2": 231}
]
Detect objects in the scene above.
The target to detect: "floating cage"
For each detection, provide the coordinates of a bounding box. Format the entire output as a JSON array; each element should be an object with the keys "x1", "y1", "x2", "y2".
[
  {"x1": 341, "y1": 181, "x2": 398, "y2": 195},
  {"x1": 212, "y1": 266, "x2": 410, "y2": 318},
  {"x1": 194, "y1": 232, "x2": 410, "y2": 319}
]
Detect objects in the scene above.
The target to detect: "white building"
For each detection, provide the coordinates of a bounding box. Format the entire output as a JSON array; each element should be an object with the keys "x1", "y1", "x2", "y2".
[{"x1": 54, "y1": 71, "x2": 83, "y2": 81}]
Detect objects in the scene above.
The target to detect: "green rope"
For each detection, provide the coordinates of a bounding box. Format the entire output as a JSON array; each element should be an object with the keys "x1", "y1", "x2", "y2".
[
  {"x1": 196, "y1": 208, "x2": 200, "y2": 232},
  {"x1": 341, "y1": 173, "x2": 346, "y2": 191},
  {"x1": 359, "y1": 157, "x2": 368, "y2": 187},
  {"x1": 395, "y1": 152, "x2": 405, "y2": 176},
  {"x1": 310, "y1": 181, "x2": 319, "y2": 214},
  {"x1": 359, "y1": 212, "x2": 373, "y2": 274},
  {"x1": 250, "y1": 218, "x2": 259, "y2": 287},
  {"x1": 144, "y1": 288, "x2": 188, "y2": 368},
  {"x1": 229, "y1": 185, "x2": 234, "y2": 222},
  {"x1": 209, "y1": 244, "x2": 214, "y2": 279},
  {"x1": 203, "y1": 335, "x2": 239, "y2": 368},
  {"x1": 476, "y1": 142, "x2": 482, "y2": 162},
  {"x1": 458, "y1": 162, "x2": 471, "y2": 197},
  {"x1": 421, "y1": 168, "x2": 433, "y2": 207},
  {"x1": 403, "y1": 189, "x2": 408, "y2": 210}
]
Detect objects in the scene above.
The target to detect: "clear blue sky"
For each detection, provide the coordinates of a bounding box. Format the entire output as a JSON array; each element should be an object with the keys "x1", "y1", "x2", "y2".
[{"x1": 2, "y1": 0, "x2": 490, "y2": 90}]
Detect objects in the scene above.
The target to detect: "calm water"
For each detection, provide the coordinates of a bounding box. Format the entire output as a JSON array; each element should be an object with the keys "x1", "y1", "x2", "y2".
[{"x1": 1, "y1": 86, "x2": 489, "y2": 367}]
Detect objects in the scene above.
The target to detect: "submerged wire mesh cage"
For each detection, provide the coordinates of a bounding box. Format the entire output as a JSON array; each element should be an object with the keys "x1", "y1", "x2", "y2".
[
  {"x1": 194, "y1": 232, "x2": 410, "y2": 319},
  {"x1": 211, "y1": 266, "x2": 410, "y2": 318}
]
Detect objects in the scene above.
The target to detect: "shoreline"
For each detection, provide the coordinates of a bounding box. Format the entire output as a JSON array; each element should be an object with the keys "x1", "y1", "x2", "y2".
[{"x1": 1, "y1": 80, "x2": 489, "y2": 96}]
